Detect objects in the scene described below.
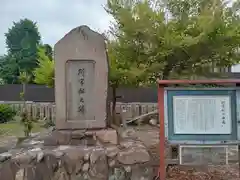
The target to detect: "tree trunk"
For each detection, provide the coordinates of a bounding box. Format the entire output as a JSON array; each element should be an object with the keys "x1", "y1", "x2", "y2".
[
  {"x1": 111, "y1": 85, "x2": 117, "y2": 125},
  {"x1": 162, "y1": 63, "x2": 172, "y2": 80}
]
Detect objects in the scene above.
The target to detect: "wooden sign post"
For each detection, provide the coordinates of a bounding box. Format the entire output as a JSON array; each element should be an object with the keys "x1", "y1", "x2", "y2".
[{"x1": 157, "y1": 79, "x2": 240, "y2": 180}]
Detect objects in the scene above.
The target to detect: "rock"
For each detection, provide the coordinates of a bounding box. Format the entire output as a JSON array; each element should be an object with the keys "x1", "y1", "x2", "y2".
[
  {"x1": 88, "y1": 149, "x2": 108, "y2": 180},
  {"x1": 64, "y1": 147, "x2": 85, "y2": 161},
  {"x1": 46, "y1": 149, "x2": 64, "y2": 158},
  {"x1": 83, "y1": 152, "x2": 90, "y2": 161},
  {"x1": 15, "y1": 169, "x2": 24, "y2": 180},
  {"x1": 82, "y1": 163, "x2": 89, "y2": 172},
  {"x1": 131, "y1": 167, "x2": 154, "y2": 180},
  {"x1": 75, "y1": 173, "x2": 86, "y2": 180},
  {"x1": 61, "y1": 147, "x2": 85, "y2": 174},
  {"x1": 71, "y1": 130, "x2": 86, "y2": 139},
  {"x1": 109, "y1": 160, "x2": 116, "y2": 167},
  {"x1": 83, "y1": 173, "x2": 89, "y2": 179},
  {"x1": 0, "y1": 152, "x2": 12, "y2": 162},
  {"x1": 0, "y1": 161, "x2": 19, "y2": 180},
  {"x1": 124, "y1": 166, "x2": 131, "y2": 172},
  {"x1": 37, "y1": 151, "x2": 44, "y2": 162},
  {"x1": 34, "y1": 161, "x2": 55, "y2": 180},
  {"x1": 117, "y1": 146, "x2": 150, "y2": 165},
  {"x1": 56, "y1": 145, "x2": 71, "y2": 151},
  {"x1": 61, "y1": 155, "x2": 74, "y2": 174},
  {"x1": 30, "y1": 147, "x2": 42, "y2": 152},
  {"x1": 105, "y1": 146, "x2": 119, "y2": 158},
  {"x1": 90, "y1": 148, "x2": 105, "y2": 164},
  {"x1": 75, "y1": 161, "x2": 83, "y2": 174},
  {"x1": 24, "y1": 167, "x2": 37, "y2": 180},
  {"x1": 18, "y1": 139, "x2": 44, "y2": 149},
  {"x1": 109, "y1": 168, "x2": 128, "y2": 180},
  {"x1": 44, "y1": 154, "x2": 59, "y2": 173},
  {"x1": 0, "y1": 136, "x2": 18, "y2": 153},
  {"x1": 120, "y1": 140, "x2": 145, "y2": 149},
  {"x1": 53, "y1": 130, "x2": 72, "y2": 145},
  {"x1": 149, "y1": 118, "x2": 158, "y2": 126},
  {"x1": 43, "y1": 136, "x2": 58, "y2": 146},
  {"x1": 0, "y1": 147, "x2": 11, "y2": 154},
  {"x1": 95, "y1": 129, "x2": 118, "y2": 145},
  {"x1": 13, "y1": 148, "x2": 42, "y2": 165},
  {"x1": 121, "y1": 128, "x2": 137, "y2": 139},
  {"x1": 14, "y1": 152, "x2": 37, "y2": 164},
  {"x1": 52, "y1": 167, "x2": 69, "y2": 180}
]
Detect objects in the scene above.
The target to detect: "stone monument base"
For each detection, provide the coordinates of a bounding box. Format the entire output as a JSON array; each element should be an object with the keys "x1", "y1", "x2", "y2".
[
  {"x1": 0, "y1": 127, "x2": 157, "y2": 180},
  {"x1": 44, "y1": 128, "x2": 118, "y2": 146}
]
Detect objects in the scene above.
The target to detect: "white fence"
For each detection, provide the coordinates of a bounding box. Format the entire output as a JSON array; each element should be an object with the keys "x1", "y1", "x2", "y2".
[{"x1": 0, "y1": 101, "x2": 158, "y2": 122}]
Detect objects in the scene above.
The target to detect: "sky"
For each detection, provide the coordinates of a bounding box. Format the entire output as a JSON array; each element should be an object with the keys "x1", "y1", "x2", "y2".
[
  {"x1": 1, "y1": 0, "x2": 240, "y2": 72},
  {"x1": 0, "y1": 0, "x2": 112, "y2": 55}
]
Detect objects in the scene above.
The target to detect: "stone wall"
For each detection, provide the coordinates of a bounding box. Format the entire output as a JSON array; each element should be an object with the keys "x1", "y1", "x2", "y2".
[{"x1": 0, "y1": 128, "x2": 160, "y2": 180}]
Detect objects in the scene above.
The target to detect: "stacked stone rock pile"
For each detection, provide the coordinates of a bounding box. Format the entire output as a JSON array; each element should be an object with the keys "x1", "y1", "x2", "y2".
[{"x1": 0, "y1": 128, "x2": 156, "y2": 180}]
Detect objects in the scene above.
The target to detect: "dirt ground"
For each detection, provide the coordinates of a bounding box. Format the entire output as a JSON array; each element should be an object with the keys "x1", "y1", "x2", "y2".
[{"x1": 165, "y1": 164, "x2": 239, "y2": 180}]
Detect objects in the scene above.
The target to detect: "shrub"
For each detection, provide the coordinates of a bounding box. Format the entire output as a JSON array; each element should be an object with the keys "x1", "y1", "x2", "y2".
[
  {"x1": 42, "y1": 118, "x2": 55, "y2": 128},
  {"x1": 0, "y1": 104, "x2": 17, "y2": 123},
  {"x1": 20, "y1": 111, "x2": 33, "y2": 137}
]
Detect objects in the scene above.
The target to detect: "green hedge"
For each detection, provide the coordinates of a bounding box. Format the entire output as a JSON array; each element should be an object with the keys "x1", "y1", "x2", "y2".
[{"x1": 0, "y1": 104, "x2": 17, "y2": 123}]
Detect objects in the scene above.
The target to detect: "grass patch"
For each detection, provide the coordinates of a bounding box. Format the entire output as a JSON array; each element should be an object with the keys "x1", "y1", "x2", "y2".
[{"x1": 0, "y1": 120, "x2": 45, "y2": 137}]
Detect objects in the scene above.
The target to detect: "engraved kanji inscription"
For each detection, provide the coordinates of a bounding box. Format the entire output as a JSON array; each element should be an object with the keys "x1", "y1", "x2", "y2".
[
  {"x1": 78, "y1": 88, "x2": 85, "y2": 94},
  {"x1": 79, "y1": 78, "x2": 85, "y2": 86},
  {"x1": 78, "y1": 68, "x2": 85, "y2": 77},
  {"x1": 79, "y1": 97, "x2": 84, "y2": 103},
  {"x1": 66, "y1": 60, "x2": 95, "y2": 121},
  {"x1": 78, "y1": 104, "x2": 85, "y2": 113}
]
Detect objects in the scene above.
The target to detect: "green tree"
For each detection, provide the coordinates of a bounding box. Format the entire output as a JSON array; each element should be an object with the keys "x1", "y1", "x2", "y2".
[
  {"x1": 1, "y1": 18, "x2": 41, "y2": 83},
  {"x1": 33, "y1": 46, "x2": 54, "y2": 87},
  {"x1": 108, "y1": 39, "x2": 145, "y2": 124},
  {"x1": 0, "y1": 55, "x2": 19, "y2": 83},
  {"x1": 18, "y1": 71, "x2": 33, "y2": 137},
  {"x1": 39, "y1": 44, "x2": 53, "y2": 60},
  {"x1": 105, "y1": 0, "x2": 240, "y2": 81}
]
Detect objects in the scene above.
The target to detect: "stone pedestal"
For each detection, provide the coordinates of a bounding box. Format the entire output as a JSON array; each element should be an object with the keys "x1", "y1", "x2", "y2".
[{"x1": 44, "y1": 128, "x2": 118, "y2": 146}]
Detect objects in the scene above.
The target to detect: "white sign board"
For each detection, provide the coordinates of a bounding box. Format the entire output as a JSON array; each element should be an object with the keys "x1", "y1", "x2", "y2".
[
  {"x1": 173, "y1": 96, "x2": 231, "y2": 134},
  {"x1": 179, "y1": 145, "x2": 228, "y2": 165}
]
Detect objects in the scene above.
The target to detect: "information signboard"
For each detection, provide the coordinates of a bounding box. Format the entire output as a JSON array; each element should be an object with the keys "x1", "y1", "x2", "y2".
[
  {"x1": 173, "y1": 95, "x2": 231, "y2": 134},
  {"x1": 166, "y1": 89, "x2": 237, "y2": 142},
  {"x1": 157, "y1": 80, "x2": 240, "y2": 178}
]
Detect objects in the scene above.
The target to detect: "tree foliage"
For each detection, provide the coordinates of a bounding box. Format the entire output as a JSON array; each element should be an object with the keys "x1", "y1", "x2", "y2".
[
  {"x1": 0, "y1": 55, "x2": 20, "y2": 83},
  {"x1": 105, "y1": 0, "x2": 240, "y2": 81},
  {"x1": 18, "y1": 71, "x2": 33, "y2": 137},
  {"x1": 33, "y1": 46, "x2": 54, "y2": 87},
  {"x1": 40, "y1": 44, "x2": 53, "y2": 60},
  {"x1": 19, "y1": 71, "x2": 31, "y2": 85},
  {"x1": 108, "y1": 39, "x2": 145, "y2": 88},
  {"x1": 0, "y1": 18, "x2": 41, "y2": 83},
  {"x1": 107, "y1": 38, "x2": 147, "y2": 124}
]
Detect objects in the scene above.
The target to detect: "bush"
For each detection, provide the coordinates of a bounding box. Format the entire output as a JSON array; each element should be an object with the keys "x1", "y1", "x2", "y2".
[
  {"x1": 42, "y1": 118, "x2": 55, "y2": 128},
  {"x1": 0, "y1": 104, "x2": 17, "y2": 123}
]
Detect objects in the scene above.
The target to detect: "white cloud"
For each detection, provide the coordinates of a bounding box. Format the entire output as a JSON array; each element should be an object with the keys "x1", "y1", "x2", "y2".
[{"x1": 0, "y1": 0, "x2": 113, "y2": 54}]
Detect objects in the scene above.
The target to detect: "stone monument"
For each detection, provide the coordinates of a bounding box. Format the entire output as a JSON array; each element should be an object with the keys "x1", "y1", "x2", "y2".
[
  {"x1": 54, "y1": 25, "x2": 109, "y2": 129},
  {"x1": 51, "y1": 25, "x2": 117, "y2": 145}
]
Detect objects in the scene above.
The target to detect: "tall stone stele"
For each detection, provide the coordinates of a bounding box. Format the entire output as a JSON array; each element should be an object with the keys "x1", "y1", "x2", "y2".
[{"x1": 54, "y1": 26, "x2": 109, "y2": 129}]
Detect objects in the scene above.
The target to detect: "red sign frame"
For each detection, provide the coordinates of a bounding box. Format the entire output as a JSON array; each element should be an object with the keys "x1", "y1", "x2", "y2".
[{"x1": 157, "y1": 79, "x2": 240, "y2": 180}]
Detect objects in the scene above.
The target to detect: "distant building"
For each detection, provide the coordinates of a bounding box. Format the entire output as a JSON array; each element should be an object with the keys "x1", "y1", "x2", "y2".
[{"x1": 231, "y1": 64, "x2": 240, "y2": 72}]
